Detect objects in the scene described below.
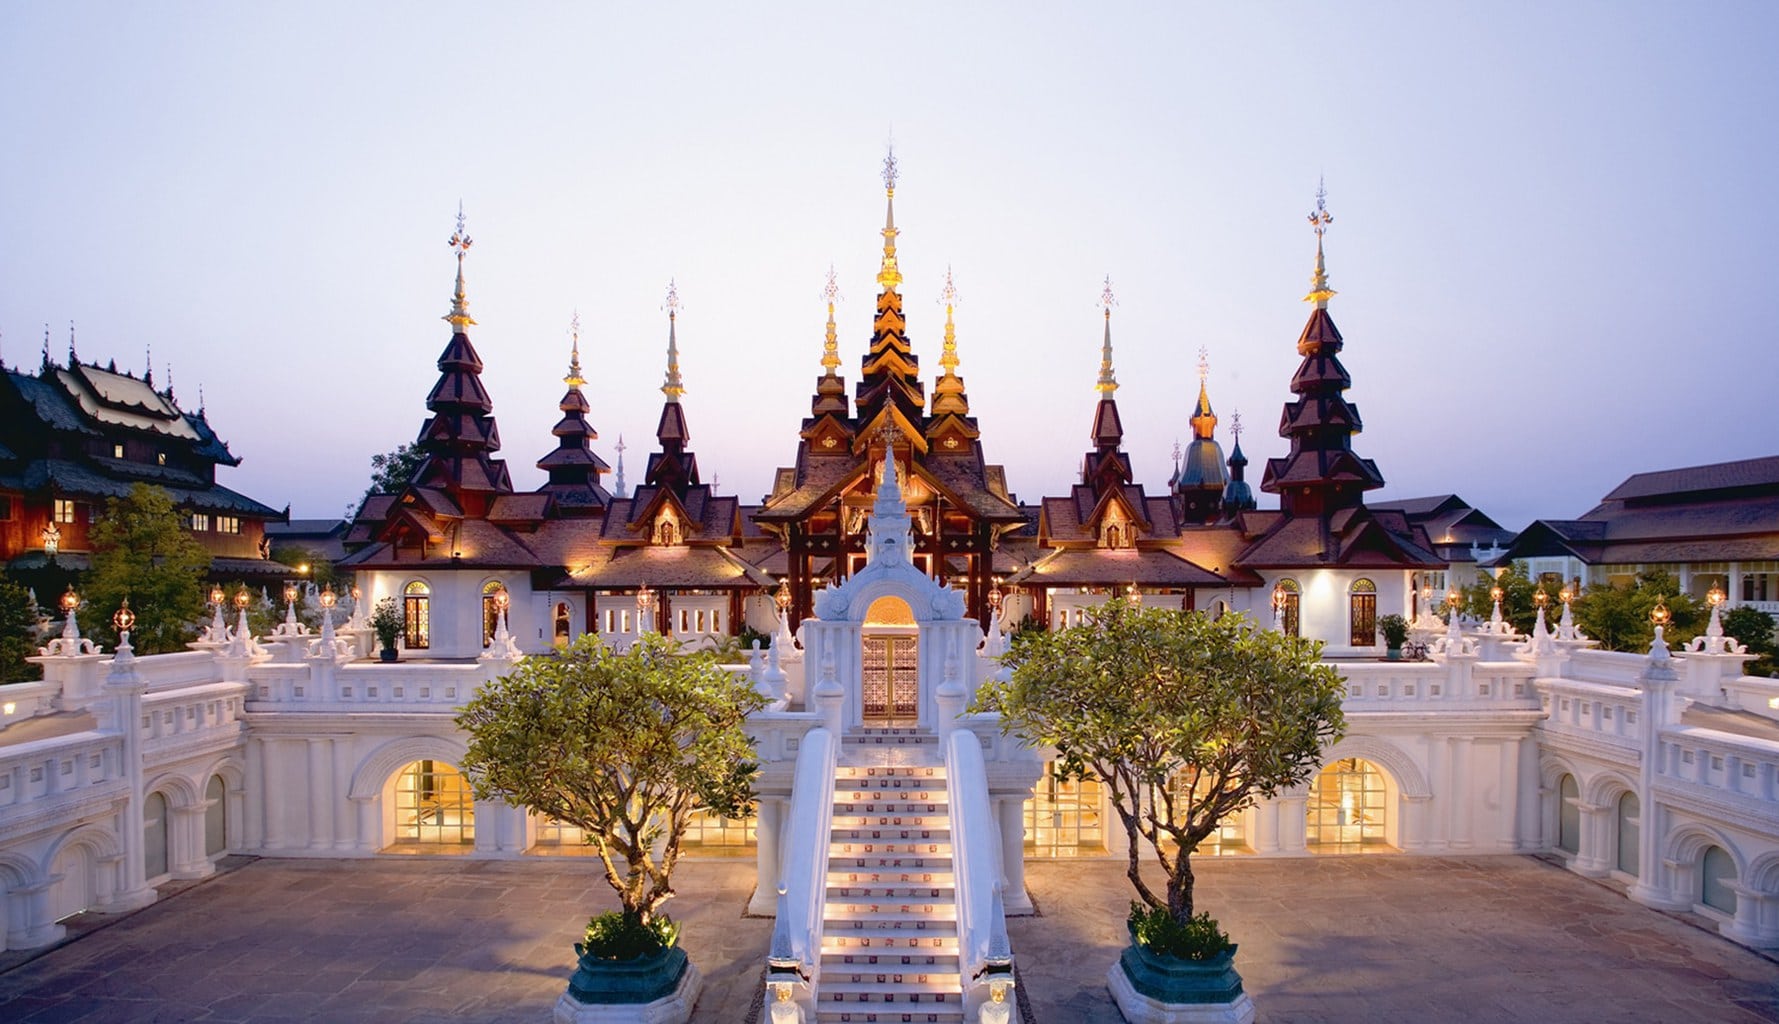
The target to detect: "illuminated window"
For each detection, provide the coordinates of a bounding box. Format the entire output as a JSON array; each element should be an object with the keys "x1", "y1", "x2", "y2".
[
  {"x1": 156, "y1": 452, "x2": 167, "y2": 466},
  {"x1": 215, "y1": 516, "x2": 241, "y2": 534},
  {"x1": 1349, "y1": 578, "x2": 1377, "y2": 646},
  {"x1": 1306, "y1": 758, "x2": 1391, "y2": 852},
  {"x1": 554, "y1": 602, "x2": 572, "y2": 644},
  {"x1": 393, "y1": 760, "x2": 474, "y2": 845},
  {"x1": 684, "y1": 808, "x2": 755, "y2": 854},
  {"x1": 1024, "y1": 763, "x2": 1105, "y2": 856},
  {"x1": 1275, "y1": 578, "x2": 1301, "y2": 638},
  {"x1": 403, "y1": 581, "x2": 431, "y2": 649},
  {"x1": 54, "y1": 499, "x2": 78, "y2": 524},
  {"x1": 113, "y1": 443, "x2": 125, "y2": 459},
  {"x1": 679, "y1": 608, "x2": 689, "y2": 634},
  {"x1": 1164, "y1": 772, "x2": 1247, "y2": 856},
  {"x1": 190, "y1": 513, "x2": 210, "y2": 532},
  {"x1": 481, "y1": 580, "x2": 504, "y2": 647}
]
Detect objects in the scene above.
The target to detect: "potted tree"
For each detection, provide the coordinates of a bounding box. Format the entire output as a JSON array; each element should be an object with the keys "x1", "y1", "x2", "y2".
[
  {"x1": 974, "y1": 601, "x2": 1345, "y2": 1024},
  {"x1": 369, "y1": 597, "x2": 402, "y2": 662},
  {"x1": 456, "y1": 633, "x2": 768, "y2": 1024},
  {"x1": 1378, "y1": 613, "x2": 1409, "y2": 660}
]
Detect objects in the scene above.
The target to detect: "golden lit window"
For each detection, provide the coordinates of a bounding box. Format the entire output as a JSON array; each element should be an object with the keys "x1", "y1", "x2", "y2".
[
  {"x1": 403, "y1": 580, "x2": 431, "y2": 649},
  {"x1": 1306, "y1": 757, "x2": 1390, "y2": 852},
  {"x1": 1024, "y1": 763, "x2": 1106, "y2": 856},
  {"x1": 394, "y1": 760, "x2": 474, "y2": 845}
]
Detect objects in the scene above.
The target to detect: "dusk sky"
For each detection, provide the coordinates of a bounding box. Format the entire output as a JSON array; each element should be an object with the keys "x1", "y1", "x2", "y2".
[{"x1": 3, "y1": 4, "x2": 1774, "y2": 531}]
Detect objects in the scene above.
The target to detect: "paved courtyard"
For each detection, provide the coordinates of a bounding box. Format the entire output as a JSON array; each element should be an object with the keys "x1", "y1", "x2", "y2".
[{"x1": 0, "y1": 854, "x2": 1774, "y2": 1023}]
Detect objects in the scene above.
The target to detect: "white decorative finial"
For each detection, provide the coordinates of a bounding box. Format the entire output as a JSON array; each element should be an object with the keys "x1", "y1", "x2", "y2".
[
  {"x1": 1231, "y1": 410, "x2": 1243, "y2": 443},
  {"x1": 877, "y1": 148, "x2": 902, "y2": 292},
  {"x1": 565, "y1": 311, "x2": 584, "y2": 387},
  {"x1": 1197, "y1": 346, "x2": 1209, "y2": 387},
  {"x1": 661, "y1": 280, "x2": 684, "y2": 401},
  {"x1": 445, "y1": 202, "x2": 476, "y2": 330},
  {"x1": 1305, "y1": 178, "x2": 1337, "y2": 310},
  {"x1": 882, "y1": 145, "x2": 899, "y2": 192},
  {"x1": 821, "y1": 265, "x2": 842, "y2": 374}
]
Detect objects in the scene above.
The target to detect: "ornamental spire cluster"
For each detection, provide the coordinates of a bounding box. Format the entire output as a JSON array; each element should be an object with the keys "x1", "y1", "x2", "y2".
[
  {"x1": 1096, "y1": 276, "x2": 1118, "y2": 394},
  {"x1": 660, "y1": 280, "x2": 684, "y2": 402},
  {"x1": 820, "y1": 266, "x2": 842, "y2": 375},
  {"x1": 876, "y1": 147, "x2": 902, "y2": 293},
  {"x1": 930, "y1": 266, "x2": 970, "y2": 417},
  {"x1": 445, "y1": 202, "x2": 476, "y2": 331},
  {"x1": 1304, "y1": 177, "x2": 1336, "y2": 310}
]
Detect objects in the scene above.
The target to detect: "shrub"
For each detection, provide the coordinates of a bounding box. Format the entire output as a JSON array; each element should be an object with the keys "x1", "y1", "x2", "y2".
[
  {"x1": 578, "y1": 910, "x2": 680, "y2": 961},
  {"x1": 1378, "y1": 614, "x2": 1409, "y2": 648},
  {"x1": 1129, "y1": 901, "x2": 1232, "y2": 961}
]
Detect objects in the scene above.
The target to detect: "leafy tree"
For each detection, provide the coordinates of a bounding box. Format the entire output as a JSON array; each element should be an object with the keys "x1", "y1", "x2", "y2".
[
  {"x1": 270, "y1": 544, "x2": 341, "y2": 589},
  {"x1": 353, "y1": 442, "x2": 425, "y2": 516},
  {"x1": 456, "y1": 633, "x2": 767, "y2": 930},
  {"x1": 0, "y1": 575, "x2": 43, "y2": 683},
  {"x1": 972, "y1": 601, "x2": 1345, "y2": 926},
  {"x1": 1723, "y1": 606, "x2": 1777, "y2": 677},
  {"x1": 86, "y1": 484, "x2": 210, "y2": 654},
  {"x1": 1574, "y1": 570, "x2": 1701, "y2": 653}
]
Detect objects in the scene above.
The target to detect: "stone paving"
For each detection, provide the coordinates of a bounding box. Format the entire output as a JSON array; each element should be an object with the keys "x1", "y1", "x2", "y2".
[{"x1": 1, "y1": 853, "x2": 1775, "y2": 1023}]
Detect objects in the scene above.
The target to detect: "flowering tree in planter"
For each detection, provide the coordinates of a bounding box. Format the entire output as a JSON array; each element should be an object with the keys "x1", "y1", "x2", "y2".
[
  {"x1": 457, "y1": 633, "x2": 767, "y2": 1017},
  {"x1": 973, "y1": 601, "x2": 1344, "y2": 1016}
]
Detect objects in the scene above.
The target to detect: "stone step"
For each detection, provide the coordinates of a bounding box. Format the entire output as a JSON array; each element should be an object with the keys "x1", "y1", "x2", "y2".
[
  {"x1": 826, "y1": 883, "x2": 953, "y2": 901},
  {"x1": 820, "y1": 985, "x2": 964, "y2": 1007},
  {"x1": 831, "y1": 836, "x2": 950, "y2": 852},
  {"x1": 831, "y1": 813, "x2": 951, "y2": 829},
  {"x1": 834, "y1": 801, "x2": 948, "y2": 817},
  {"x1": 835, "y1": 784, "x2": 947, "y2": 801},
  {"x1": 823, "y1": 904, "x2": 956, "y2": 923},
  {"x1": 823, "y1": 950, "x2": 959, "y2": 970},
  {"x1": 832, "y1": 828, "x2": 951, "y2": 845},
  {"x1": 828, "y1": 857, "x2": 952, "y2": 875},
  {"x1": 821, "y1": 918, "x2": 958, "y2": 939},
  {"x1": 822, "y1": 934, "x2": 959, "y2": 956},
  {"x1": 816, "y1": 1009, "x2": 965, "y2": 1024},
  {"x1": 835, "y1": 764, "x2": 946, "y2": 780}
]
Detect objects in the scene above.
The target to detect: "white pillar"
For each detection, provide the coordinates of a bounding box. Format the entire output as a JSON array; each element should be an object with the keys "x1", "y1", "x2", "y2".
[
  {"x1": 104, "y1": 653, "x2": 156, "y2": 911},
  {"x1": 997, "y1": 796, "x2": 1033, "y2": 914},
  {"x1": 307, "y1": 738, "x2": 333, "y2": 850},
  {"x1": 748, "y1": 797, "x2": 784, "y2": 916},
  {"x1": 7, "y1": 882, "x2": 65, "y2": 949},
  {"x1": 1495, "y1": 738, "x2": 1521, "y2": 852}
]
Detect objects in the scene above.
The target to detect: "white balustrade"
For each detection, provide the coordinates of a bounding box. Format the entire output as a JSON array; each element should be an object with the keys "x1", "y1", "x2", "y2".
[{"x1": 0, "y1": 732, "x2": 126, "y2": 812}]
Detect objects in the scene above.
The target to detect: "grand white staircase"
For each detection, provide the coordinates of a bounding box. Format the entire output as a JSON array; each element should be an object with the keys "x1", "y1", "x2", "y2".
[{"x1": 818, "y1": 727, "x2": 964, "y2": 1023}]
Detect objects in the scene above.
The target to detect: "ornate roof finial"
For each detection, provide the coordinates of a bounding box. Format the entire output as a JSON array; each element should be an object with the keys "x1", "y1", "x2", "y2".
[
  {"x1": 614, "y1": 434, "x2": 627, "y2": 498},
  {"x1": 42, "y1": 323, "x2": 51, "y2": 369},
  {"x1": 1096, "y1": 276, "x2": 1118, "y2": 394},
  {"x1": 198, "y1": 382, "x2": 207, "y2": 415},
  {"x1": 1304, "y1": 177, "x2": 1336, "y2": 310},
  {"x1": 1190, "y1": 346, "x2": 1217, "y2": 440},
  {"x1": 820, "y1": 265, "x2": 842, "y2": 374},
  {"x1": 445, "y1": 202, "x2": 477, "y2": 331},
  {"x1": 144, "y1": 343, "x2": 153, "y2": 386},
  {"x1": 938, "y1": 266, "x2": 960, "y2": 375},
  {"x1": 68, "y1": 320, "x2": 77, "y2": 364},
  {"x1": 565, "y1": 311, "x2": 585, "y2": 387},
  {"x1": 1172, "y1": 439, "x2": 1183, "y2": 466},
  {"x1": 165, "y1": 363, "x2": 175, "y2": 403},
  {"x1": 876, "y1": 145, "x2": 902, "y2": 293},
  {"x1": 660, "y1": 280, "x2": 684, "y2": 402},
  {"x1": 1231, "y1": 409, "x2": 1243, "y2": 444},
  {"x1": 1197, "y1": 346, "x2": 1209, "y2": 387}
]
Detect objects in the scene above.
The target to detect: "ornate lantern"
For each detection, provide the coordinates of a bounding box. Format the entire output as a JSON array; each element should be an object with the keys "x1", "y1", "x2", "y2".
[
  {"x1": 234, "y1": 588, "x2": 251, "y2": 610},
  {"x1": 1650, "y1": 597, "x2": 1671, "y2": 628},
  {"x1": 60, "y1": 585, "x2": 80, "y2": 615},
  {"x1": 112, "y1": 597, "x2": 135, "y2": 636}
]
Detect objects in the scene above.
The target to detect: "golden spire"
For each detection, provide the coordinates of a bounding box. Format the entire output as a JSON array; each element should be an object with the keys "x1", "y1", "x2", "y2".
[
  {"x1": 444, "y1": 202, "x2": 477, "y2": 331},
  {"x1": 820, "y1": 266, "x2": 842, "y2": 374},
  {"x1": 1096, "y1": 276, "x2": 1118, "y2": 394},
  {"x1": 938, "y1": 266, "x2": 960, "y2": 375},
  {"x1": 660, "y1": 280, "x2": 684, "y2": 402},
  {"x1": 1304, "y1": 178, "x2": 1336, "y2": 310},
  {"x1": 565, "y1": 311, "x2": 585, "y2": 387},
  {"x1": 876, "y1": 146, "x2": 902, "y2": 293},
  {"x1": 1190, "y1": 346, "x2": 1217, "y2": 440}
]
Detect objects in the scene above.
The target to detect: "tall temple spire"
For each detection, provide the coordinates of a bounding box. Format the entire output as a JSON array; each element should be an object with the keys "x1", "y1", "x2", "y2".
[
  {"x1": 536, "y1": 311, "x2": 610, "y2": 510},
  {"x1": 1096, "y1": 276, "x2": 1118, "y2": 394},
  {"x1": 1262, "y1": 180, "x2": 1384, "y2": 515},
  {"x1": 614, "y1": 435, "x2": 627, "y2": 498},
  {"x1": 808, "y1": 267, "x2": 851, "y2": 421},
  {"x1": 409, "y1": 204, "x2": 512, "y2": 511},
  {"x1": 876, "y1": 146, "x2": 901, "y2": 293},
  {"x1": 1175, "y1": 345, "x2": 1229, "y2": 523},
  {"x1": 930, "y1": 266, "x2": 970, "y2": 416},
  {"x1": 821, "y1": 267, "x2": 842, "y2": 376},
  {"x1": 1304, "y1": 177, "x2": 1336, "y2": 310},
  {"x1": 661, "y1": 280, "x2": 684, "y2": 402},
  {"x1": 445, "y1": 202, "x2": 476, "y2": 331},
  {"x1": 1221, "y1": 409, "x2": 1256, "y2": 515}
]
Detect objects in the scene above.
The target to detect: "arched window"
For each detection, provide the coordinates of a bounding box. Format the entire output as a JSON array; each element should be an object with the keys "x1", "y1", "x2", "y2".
[
  {"x1": 394, "y1": 760, "x2": 474, "y2": 846},
  {"x1": 1105, "y1": 524, "x2": 1122, "y2": 549},
  {"x1": 1275, "y1": 579, "x2": 1301, "y2": 638},
  {"x1": 205, "y1": 775, "x2": 228, "y2": 858},
  {"x1": 144, "y1": 791, "x2": 169, "y2": 879},
  {"x1": 1557, "y1": 774, "x2": 1580, "y2": 854},
  {"x1": 1349, "y1": 578, "x2": 1377, "y2": 647},
  {"x1": 403, "y1": 581, "x2": 431, "y2": 650},
  {"x1": 1615, "y1": 791, "x2": 1639, "y2": 876},
  {"x1": 1701, "y1": 846, "x2": 1738, "y2": 914},
  {"x1": 481, "y1": 580, "x2": 505, "y2": 648},
  {"x1": 554, "y1": 602, "x2": 572, "y2": 644},
  {"x1": 658, "y1": 519, "x2": 677, "y2": 545},
  {"x1": 1306, "y1": 758, "x2": 1390, "y2": 851}
]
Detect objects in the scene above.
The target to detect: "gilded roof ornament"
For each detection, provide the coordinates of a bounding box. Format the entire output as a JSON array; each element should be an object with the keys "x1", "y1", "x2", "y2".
[
  {"x1": 1096, "y1": 276, "x2": 1119, "y2": 394},
  {"x1": 1304, "y1": 178, "x2": 1337, "y2": 310},
  {"x1": 660, "y1": 280, "x2": 684, "y2": 401},
  {"x1": 1190, "y1": 346, "x2": 1217, "y2": 440},
  {"x1": 565, "y1": 311, "x2": 585, "y2": 387},
  {"x1": 821, "y1": 265, "x2": 842, "y2": 374},
  {"x1": 937, "y1": 266, "x2": 960, "y2": 374},
  {"x1": 876, "y1": 146, "x2": 902, "y2": 293},
  {"x1": 445, "y1": 202, "x2": 477, "y2": 331}
]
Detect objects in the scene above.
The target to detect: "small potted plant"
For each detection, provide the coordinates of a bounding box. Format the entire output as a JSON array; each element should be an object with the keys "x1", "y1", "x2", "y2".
[
  {"x1": 1379, "y1": 614, "x2": 1409, "y2": 660},
  {"x1": 1121, "y1": 901, "x2": 1246, "y2": 1009},
  {"x1": 370, "y1": 597, "x2": 402, "y2": 662}
]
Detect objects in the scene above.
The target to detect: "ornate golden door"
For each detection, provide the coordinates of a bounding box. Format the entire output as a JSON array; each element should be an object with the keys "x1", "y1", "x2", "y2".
[{"x1": 860, "y1": 634, "x2": 919, "y2": 722}]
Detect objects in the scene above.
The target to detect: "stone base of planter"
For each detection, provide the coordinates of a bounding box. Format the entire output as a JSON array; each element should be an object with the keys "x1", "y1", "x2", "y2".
[
  {"x1": 1107, "y1": 956, "x2": 1255, "y2": 1024},
  {"x1": 553, "y1": 958, "x2": 702, "y2": 1024}
]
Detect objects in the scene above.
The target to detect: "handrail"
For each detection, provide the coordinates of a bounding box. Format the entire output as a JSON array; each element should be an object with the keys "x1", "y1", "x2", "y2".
[
  {"x1": 773, "y1": 724, "x2": 837, "y2": 1012},
  {"x1": 946, "y1": 726, "x2": 1006, "y2": 1015}
]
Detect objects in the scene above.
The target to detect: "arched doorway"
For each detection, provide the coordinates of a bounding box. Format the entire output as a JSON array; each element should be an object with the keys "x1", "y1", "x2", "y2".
[
  {"x1": 403, "y1": 581, "x2": 431, "y2": 650},
  {"x1": 1348, "y1": 578, "x2": 1377, "y2": 647},
  {"x1": 481, "y1": 581, "x2": 505, "y2": 647},
  {"x1": 1306, "y1": 758, "x2": 1393, "y2": 852},
  {"x1": 143, "y1": 792, "x2": 169, "y2": 880},
  {"x1": 391, "y1": 760, "x2": 474, "y2": 847},
  {"x1": 205, "y1": 775, "x2": 228, "y2": 858},
  {"x1": 1557, "y1": 774, "x2": 1580, "y2": 854},
  {"x1": 48, "y1": 841, "x2": 98, "y2": 922},
  {"x1": 1275, "y1": 579, "x2": 1301, "y2": 637},
  {"x1": 1615, "y1": 791, "x2": 1639, "y2": 876},
  {"x1": 861, "y1": 595, "x2": 918, "y2": 724},
  {"x1": 1702, "y1": 846, "x2": 1738, "y2": 914}
]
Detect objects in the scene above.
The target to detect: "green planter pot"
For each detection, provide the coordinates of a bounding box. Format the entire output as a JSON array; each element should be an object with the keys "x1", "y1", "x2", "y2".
[
  {"x1": 1118, "y1": 940, "x2": 1245, "y2": 1006},
  {"x1": 1385, "y1": 647, "x2": 1403, "y2": 661},
  {"x1": 565, "y1": 944, "x2": 689, "y2": 1005}
]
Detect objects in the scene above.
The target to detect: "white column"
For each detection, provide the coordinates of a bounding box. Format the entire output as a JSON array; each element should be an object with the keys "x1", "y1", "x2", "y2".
[
  {"x1": 997, "y1": 796, "x2": 1033, "y2": 914},
  {"x1": 104, "y1": 661, "x2": 156, "y2": 911},
  {"x1": 748, "y1": 797, "x2": 784, "y2": 916},
  {"x1": 244, "y1": 738, "x2": 265, "y2": 851},
  {"x1": 1274, "y1": 793, "x2": 1309, "y2": 855},
  {"x1": 1449, "y1": 737, "x2": 1473, "y2": 850},
  {"x1": 7, "y1": 882, "x2": 66, "y2": 949},
  {"x1": 1572, "y1": 802, "x2": 1611, "y2": 876},
  {"x1": 1495, "y1": 738, "x2": 1521, "y2": 852},
  {"x1": 1250, "y1": 795, "x2": 1281, "y2": 855},
  {"x1": 169, "y1": 805, "x2": 213, "y2": 879},
  {"x1": 307, "y1": 738, "x2": 332, "y2": 850},
  {"x1": 1399, "y1": 794, "x2": 1433, "y2": 853},
  {"x1": 333, "y1": 740, "x2": 356, "y2": 851}
]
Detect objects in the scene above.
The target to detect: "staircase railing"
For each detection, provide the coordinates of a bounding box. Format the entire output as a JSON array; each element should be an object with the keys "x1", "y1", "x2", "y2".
[
  {"x1": 946, "y1": 726, "x2": 1014, "y2": 1019},
  {"x1": 765, "y1": 724, "x2": 838, "y2": 1019}
]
